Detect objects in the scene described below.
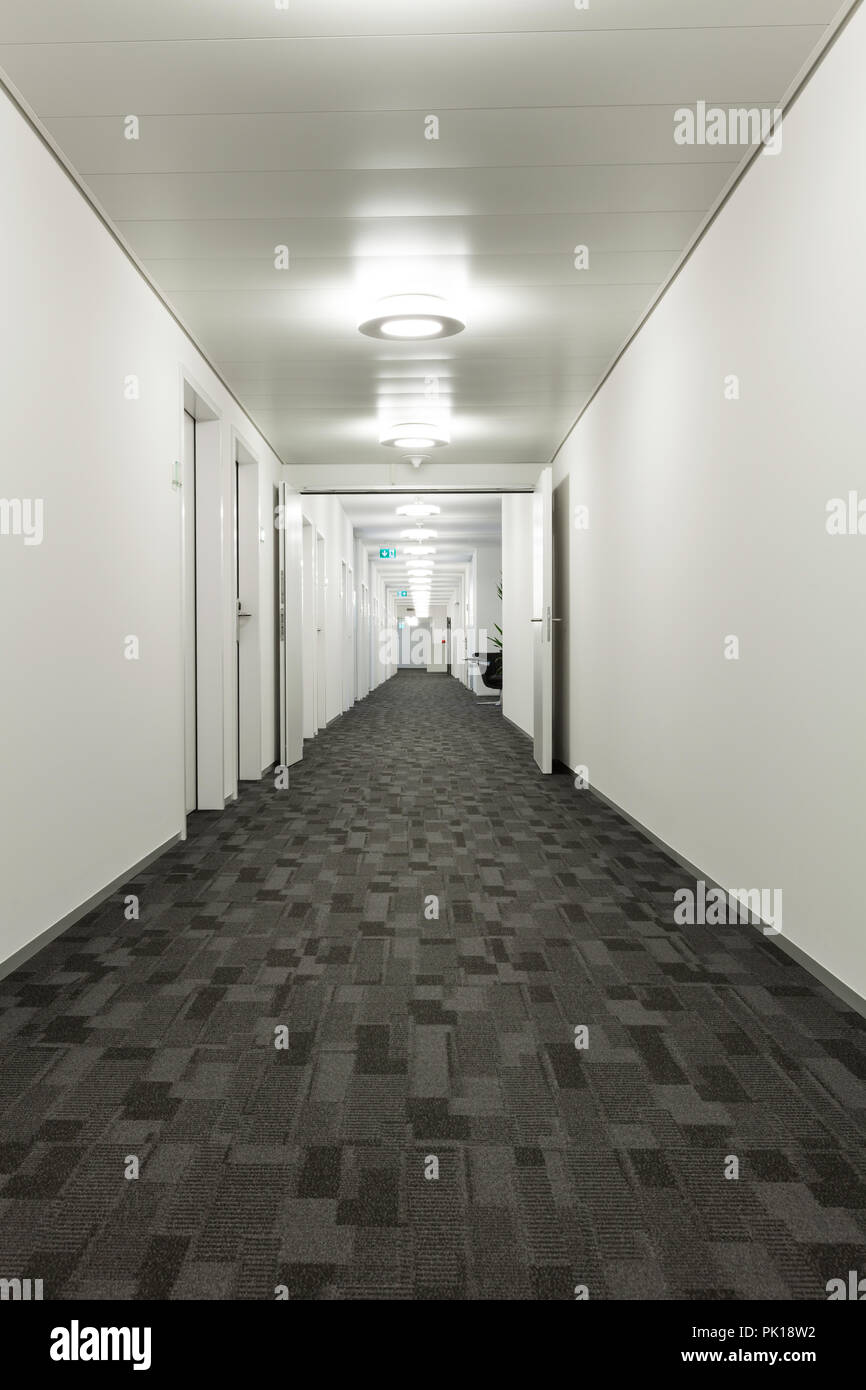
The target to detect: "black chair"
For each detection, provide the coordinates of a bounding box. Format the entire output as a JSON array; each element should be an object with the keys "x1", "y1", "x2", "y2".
[{"x1": 471, "y1": 650, "x2": 502, "y2": 705}]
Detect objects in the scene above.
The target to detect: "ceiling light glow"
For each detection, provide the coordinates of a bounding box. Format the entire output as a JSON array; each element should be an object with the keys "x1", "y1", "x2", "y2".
[
  {"x1": 382, "y1": 318, "x2": 443, "y2": 339},
  {"x1": 396, "y1": 497, "x2": 441, "y2": 519}
]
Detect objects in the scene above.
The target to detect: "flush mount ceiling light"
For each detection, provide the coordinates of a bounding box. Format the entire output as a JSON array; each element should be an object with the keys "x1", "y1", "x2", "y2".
[
  {"x1": 359, "y1": 293, "x2": 464, "y2": 341},
  {"x1": 404, "y1": 545, "x2": 436, "y2": 557},
  {"x1": 396, "y1": 496, "x2": 441, "y2": 519},
  {"x1": 400, "y1": 527, "x2": 437, "y2": 541},
  {"x1": 380, "y1": 421, "x2": 449, "y2": 450}
]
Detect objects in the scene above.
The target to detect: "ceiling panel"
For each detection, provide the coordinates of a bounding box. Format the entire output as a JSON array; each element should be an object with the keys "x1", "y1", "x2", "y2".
[
  {"x1": 0, "y1": 1, "x2": 843, "y2": 43},
  {"x1": 0, "y1": 1, "x2": 844, "y2": 478},
  {"x1": 111, "y1": 212, "x2": 709, "y2": 259},
  {"x1": 82, "y1": 164, "x2": 737, "y2": 221},
  {"x1": 140, "y1": 251, "x2": 681, "y2": 293},
  {"x1": 0, "y1": 29, "x2": 825, "y2": 114},
  {"x1": 43, "y1": 106, "x2": 749, "y2": 173}
]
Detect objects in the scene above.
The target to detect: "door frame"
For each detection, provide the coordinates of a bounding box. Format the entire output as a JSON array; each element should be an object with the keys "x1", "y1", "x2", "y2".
[
  {"x1": 180, "y1": 371, "x2": 224, "y2": 819},
  {"x1": 233, "y1": 429, "x2": 262, "y2": 784},
  {"x1": 532, "y1": 465, "x2": 554, "y2": 773},
  {"x1": 315, "y1": 529, "x2": 327, "y2": 729}
]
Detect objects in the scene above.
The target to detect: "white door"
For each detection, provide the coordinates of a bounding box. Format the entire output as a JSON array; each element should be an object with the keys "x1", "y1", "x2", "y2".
[
  {"x1": 277, "y1": 481, "x2": 288, "y2": 768},
  {"x1": 301, "y1": 520, "x2": 316, "y2": 739},
  {"x1": 182, "y1": 411, "x2": 197, "y2": 813},
  {"x1": 345, "y1": 565, "x2": 354, "y2": 711},
  {"x1": 276, "y1": 482, "x2": 305, "y2": 768},
  {"x1": 315, "y1": 532, "x2": 327, "y2": 728},
  {"x1": 532, "y1": 466, "x2": 554, "y2": 773}
]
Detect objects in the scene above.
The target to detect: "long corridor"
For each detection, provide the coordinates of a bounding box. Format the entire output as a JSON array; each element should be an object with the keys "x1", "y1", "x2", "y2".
[{"x1": 1, "y1": 673, "x2": 863, "y2": 1301}]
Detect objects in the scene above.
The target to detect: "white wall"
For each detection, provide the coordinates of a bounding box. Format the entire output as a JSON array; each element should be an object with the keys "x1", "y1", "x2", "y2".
[
  {"x1": 501, "y1": 494, "x2": 534, "y2": 737},
  {"x1": 0, "y1": 88, "x2": 300, "y2": 973},
  {"x1": 553, "y1": 9, "x2": 866, "y2": 1002},
  {"x1": 300, "y1": 515, "x2": 317, "y2": 739},
  {"x1": 427, "y1": 603, "x2": 448, "y2": 671},
  {"x1": 470, "y1": 540, "x2": 502, "y2": 694},
  {"x1": 474, "y1": 541, "x2": 502, "y2": 647},
  {"x1": 449, "y1": 570, "x2": 470, "y2": 689},
  {"x1": 299, "y1": 497, "x2": 397, "y2": 726}
]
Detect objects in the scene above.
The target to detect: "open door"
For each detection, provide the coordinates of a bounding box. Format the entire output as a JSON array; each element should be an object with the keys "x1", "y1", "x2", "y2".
[{"x1": 532, "y1": 466, "x2": 554, "y2": 773}]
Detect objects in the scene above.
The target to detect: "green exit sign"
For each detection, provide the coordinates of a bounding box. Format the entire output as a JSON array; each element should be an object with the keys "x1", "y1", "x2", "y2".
[
  {"x1": 379, "y1": 547, "x2": 397, "y2": 559},
  {"x1": 399, "y1": 590, "x2": 408, "y2": 597}
]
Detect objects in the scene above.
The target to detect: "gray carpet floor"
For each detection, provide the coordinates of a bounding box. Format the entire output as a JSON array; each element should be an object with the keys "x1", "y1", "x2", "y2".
[{"x1": 0, "y1": 670, "x2": 864, "y2": 1300}]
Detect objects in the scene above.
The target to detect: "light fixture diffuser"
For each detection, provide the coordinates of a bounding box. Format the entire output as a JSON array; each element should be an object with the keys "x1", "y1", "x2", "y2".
[
  {"x1": 380, "y1": 421, "x2": 449, "y2": 450},
  {"x1": 359, "y1": 294, "x2": 464, "y2": 341},
  {"x1": 396, "y1": 497, "x2": 441, "y2": 519}
]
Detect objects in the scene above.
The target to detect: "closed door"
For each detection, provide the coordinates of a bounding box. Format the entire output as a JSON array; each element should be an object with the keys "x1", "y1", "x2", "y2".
[
  {"x1": 344, "y1": 564, "x2": 354, "y2": 712},
  {"x1": 182, "y1": 410, "x2": 197, "y2": 813},
  {"x1": 532, "y1": 466, "x2": 554, "y2": 774},
  {"x1": 315, "y1": 532, "x2": 326, "y2": 728}
]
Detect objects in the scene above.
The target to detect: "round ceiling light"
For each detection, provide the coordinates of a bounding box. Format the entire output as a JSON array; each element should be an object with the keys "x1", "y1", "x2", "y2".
[
  {"x1": 396, "y1": 496, "x2": 441, "y2": 519},
  {"x1": 400, "y1": 527, "x2": 437, "y2": 541},
  {"x1": 404, "y1": 545, "x2": 436, "y2": 557},
  {"x1": 380, "y1": 421, "x2": 449, "y2": 450},
  {"x1": 359, "y1": 294, "x2": 464, "y2": 341}
]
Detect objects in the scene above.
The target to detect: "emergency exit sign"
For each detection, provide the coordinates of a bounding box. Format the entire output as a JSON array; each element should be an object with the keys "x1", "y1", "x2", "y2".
[
  {"x1": 399, "y1": 590, "x2": 408, "y2": 597},
  {"x1": 379, "y1": 547, "x2": 397, "y2": 559}
]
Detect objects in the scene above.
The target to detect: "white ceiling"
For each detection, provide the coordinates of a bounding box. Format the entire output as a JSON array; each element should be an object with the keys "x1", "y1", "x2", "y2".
[{"x1": 0, "y1": 1, "x2": 843, "y2": 479}]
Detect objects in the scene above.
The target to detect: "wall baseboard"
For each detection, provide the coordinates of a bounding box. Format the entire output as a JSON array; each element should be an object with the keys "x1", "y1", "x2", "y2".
[
  {"x1": 0, "y1": 833, "x2": 182, "y2": 984},
  {"x1": 575, "y1": 774, "x2": 866, "y2": 1020}
]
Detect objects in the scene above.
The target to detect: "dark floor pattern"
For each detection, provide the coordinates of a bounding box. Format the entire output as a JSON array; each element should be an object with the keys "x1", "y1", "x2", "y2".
[{"x1": 1, "y1": 671, "x2": 864, "y2": 1300}]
